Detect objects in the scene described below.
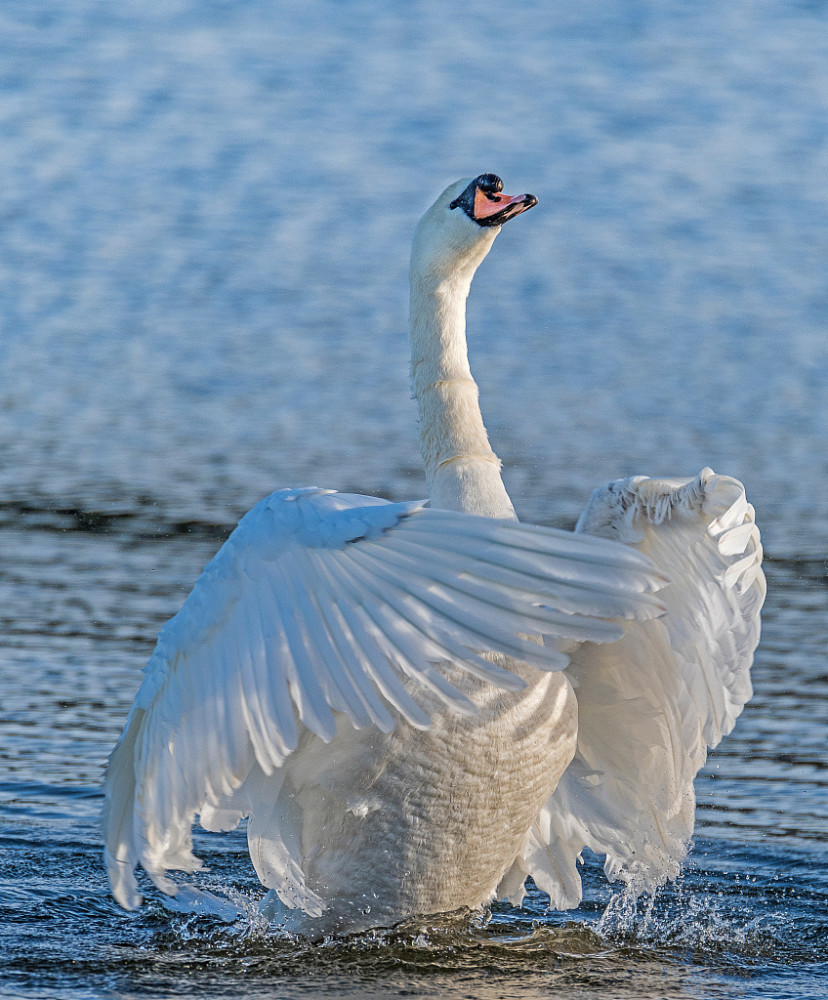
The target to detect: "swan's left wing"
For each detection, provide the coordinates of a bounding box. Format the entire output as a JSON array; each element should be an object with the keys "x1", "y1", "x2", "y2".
[
  {"x1": 500, "y1": 468, "x2": 765, "y2": 909},
  {"x1": 103, "y1": 487, "x2": 664, "y2": 911}
]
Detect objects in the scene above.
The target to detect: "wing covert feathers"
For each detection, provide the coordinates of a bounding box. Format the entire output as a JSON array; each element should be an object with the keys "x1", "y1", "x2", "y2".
[
  {"x1": 103, "y1": 487, "x2": 663, "y2": 910},
  {"x1": 511, "y1": 469, "x2": 765, "y2": 910}
]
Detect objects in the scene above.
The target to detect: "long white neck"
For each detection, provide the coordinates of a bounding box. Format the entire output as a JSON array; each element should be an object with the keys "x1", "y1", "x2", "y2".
[{"x1": 409, "y1": 265, "x2": 517, "y2": 520}]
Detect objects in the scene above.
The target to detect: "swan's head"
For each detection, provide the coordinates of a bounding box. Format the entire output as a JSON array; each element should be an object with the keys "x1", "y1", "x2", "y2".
[{"x1": 411, "y1": 174, "x2": 537, "y2": 287}]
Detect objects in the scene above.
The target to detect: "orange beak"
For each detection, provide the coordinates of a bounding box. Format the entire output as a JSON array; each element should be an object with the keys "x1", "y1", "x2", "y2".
[
  {"x1": 472, "y1": 186, "x2": 538, "y2": 226},
  {"x1": 450, "y1": 175, "x2": 538, "y2": 227}
]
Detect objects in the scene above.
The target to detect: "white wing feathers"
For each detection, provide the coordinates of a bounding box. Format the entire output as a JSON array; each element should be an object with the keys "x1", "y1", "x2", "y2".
[
  {"x1": 505, "y1": 469, "x2": 765, "y2": 909},
  {"x1": 103, "y1": 486, "x2": 663, "y2": 910}
]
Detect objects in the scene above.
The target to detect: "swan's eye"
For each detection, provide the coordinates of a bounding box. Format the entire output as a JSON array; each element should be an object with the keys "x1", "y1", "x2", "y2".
[{"x1": 450, "y1": 174, "x2": 504, "y2": 213}]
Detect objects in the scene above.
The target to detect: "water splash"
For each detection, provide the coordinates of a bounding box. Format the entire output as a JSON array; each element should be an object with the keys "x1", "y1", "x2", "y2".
[{"x1": 595, "y1": 878, "x2": 798, "y2": 967}]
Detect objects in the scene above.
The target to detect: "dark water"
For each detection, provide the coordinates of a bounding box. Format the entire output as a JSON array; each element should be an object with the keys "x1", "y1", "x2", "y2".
[{"x1": 1, "y1": 2, "x2": 827, "y2": 998}]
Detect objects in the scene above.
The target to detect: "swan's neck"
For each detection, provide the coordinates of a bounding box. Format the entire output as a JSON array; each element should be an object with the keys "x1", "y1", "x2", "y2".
[{"x1": 409, "y1": 273, "x2": 516, "y2": 520}]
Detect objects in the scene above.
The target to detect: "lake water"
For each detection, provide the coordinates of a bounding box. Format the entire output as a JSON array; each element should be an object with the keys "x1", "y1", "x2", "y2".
[{"x1": 1, "y1": 1, "x2": 827, "y2": 998}]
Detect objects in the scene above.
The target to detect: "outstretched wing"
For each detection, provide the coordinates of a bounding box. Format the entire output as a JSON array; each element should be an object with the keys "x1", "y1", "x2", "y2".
[
  {"x1": 503, "y1": 468, "x2": 765, "y2": 909},
  {"x1": 103, "y1": 486, "x2": 663, "y2": 910}
]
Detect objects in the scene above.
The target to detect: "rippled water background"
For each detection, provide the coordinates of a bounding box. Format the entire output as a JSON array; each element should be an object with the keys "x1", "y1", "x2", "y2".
[{"x1": 1, "y1": 2, "x2": 827, "y2": 998}]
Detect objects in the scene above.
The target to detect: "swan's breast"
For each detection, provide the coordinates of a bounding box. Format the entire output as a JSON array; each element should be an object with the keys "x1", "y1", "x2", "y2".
[{"x1": 282, "y1": 662, "x2": 577, "y2": 934}]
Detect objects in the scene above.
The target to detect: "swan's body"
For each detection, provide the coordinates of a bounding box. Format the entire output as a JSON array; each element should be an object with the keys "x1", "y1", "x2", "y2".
[{"x1": 103, "y1": 175, "x2": 765, "y2": 937}]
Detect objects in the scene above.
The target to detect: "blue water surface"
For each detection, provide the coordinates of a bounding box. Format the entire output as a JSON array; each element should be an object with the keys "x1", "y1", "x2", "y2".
[{"x1": 1, "y1": 2, "x2": 827, "y2": 998}]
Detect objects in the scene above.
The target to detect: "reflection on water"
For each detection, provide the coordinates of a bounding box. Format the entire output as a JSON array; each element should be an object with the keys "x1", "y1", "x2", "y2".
[
  {"x1": 2, "y1": 824, "x2": 827, "y2": 1000},
  {"x1": 2, "y1": 0, "x2": 828, "y2": 997}
]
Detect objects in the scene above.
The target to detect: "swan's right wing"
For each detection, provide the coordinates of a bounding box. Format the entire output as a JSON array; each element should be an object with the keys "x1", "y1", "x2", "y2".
[
  {"x1": 104, "y1": 487, "x2": 664, "y2": 910},
  {"x1": 502, "y1": 469, "x2": 765, "y2": 909}
]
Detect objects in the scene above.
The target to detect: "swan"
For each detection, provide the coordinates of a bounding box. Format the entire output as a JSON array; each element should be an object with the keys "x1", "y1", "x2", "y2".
[{"x1": 103, "y1": 174, "x2": 765, "y2": 937}]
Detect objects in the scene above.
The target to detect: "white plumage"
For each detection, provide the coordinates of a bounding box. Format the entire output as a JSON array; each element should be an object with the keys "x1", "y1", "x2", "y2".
[{"x1": 103, "y1": 175, "x2": 765, "y2": 937}]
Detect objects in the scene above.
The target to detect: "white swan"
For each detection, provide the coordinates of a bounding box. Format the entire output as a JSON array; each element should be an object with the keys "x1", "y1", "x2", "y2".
[{"x1": 103, "y1": 174, "x2": 765, "y2": 937}]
